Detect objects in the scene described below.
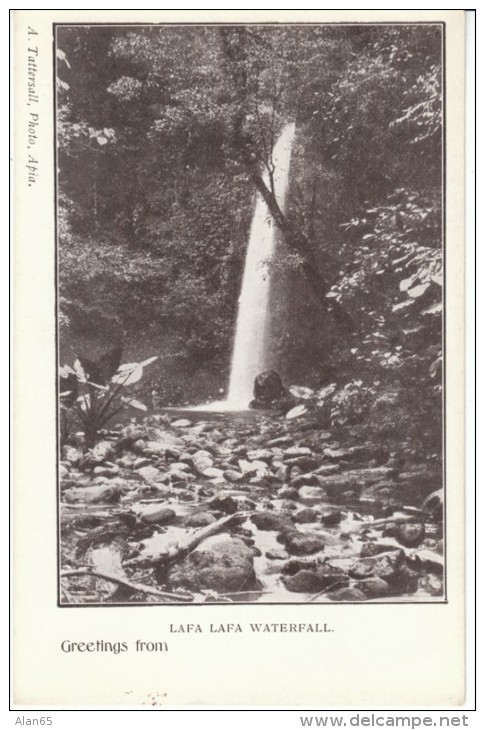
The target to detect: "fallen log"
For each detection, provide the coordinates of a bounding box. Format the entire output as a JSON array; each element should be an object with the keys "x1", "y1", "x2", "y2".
[
  {"x1": 347, "y1": 515, "x2": 425, "y2": 532},
  {"x1": 123, "y1": 512, "x2": 246, "y2": 568},
  {"x1": 61, "y1": 567, "x2": 193, "y2": 602}
]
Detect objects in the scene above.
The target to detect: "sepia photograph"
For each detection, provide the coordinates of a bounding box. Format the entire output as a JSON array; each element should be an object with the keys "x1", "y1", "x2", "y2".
[
  {"x1": 56, "y1": 21, "x2": 446, "y2": 607},
  {"x1": 13, "y1": 7, "x2": 471, "y2": 708}
]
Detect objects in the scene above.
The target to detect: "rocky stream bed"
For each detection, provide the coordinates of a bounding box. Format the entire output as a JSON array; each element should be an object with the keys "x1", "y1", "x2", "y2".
[{"x1": 60, "y1": 410, "x2": 444, "y2": 604}]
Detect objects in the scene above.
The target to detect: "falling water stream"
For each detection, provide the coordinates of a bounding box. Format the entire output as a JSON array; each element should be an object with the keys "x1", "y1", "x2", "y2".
[{"x1": 195, "y1": 122, "x2": 296, "y2": 412}]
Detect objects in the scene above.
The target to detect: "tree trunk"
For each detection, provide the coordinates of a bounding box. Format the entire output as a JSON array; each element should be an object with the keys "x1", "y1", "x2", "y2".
[
  {"x1": 242, "y1": 151, "x2": 355, "y2": 331},
  {"x1": 219, "y1": 27, "x2": 355, "y2": 332}
]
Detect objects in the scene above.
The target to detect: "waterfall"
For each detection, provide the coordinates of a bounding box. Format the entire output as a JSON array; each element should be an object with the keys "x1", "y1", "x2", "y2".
[
  {"x1": 225, "y1": 122, "x2": 296, "y2": 409},
  {"x1": 191, "y1": 122, "x2": 295, "y2": 412}
]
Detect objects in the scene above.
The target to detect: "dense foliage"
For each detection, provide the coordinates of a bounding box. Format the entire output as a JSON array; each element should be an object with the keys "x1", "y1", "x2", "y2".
[
  {"x1": 57, "y1": 23, "x2": 443, "y2": 444},
  {"x1": 60, "y1": 349, "x2": 158, "y2": 447}
]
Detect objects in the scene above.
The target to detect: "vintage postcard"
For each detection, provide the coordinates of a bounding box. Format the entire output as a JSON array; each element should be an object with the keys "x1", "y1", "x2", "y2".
[{"x1": 13, "y1": 9, "x2": 466, "y2": 706}]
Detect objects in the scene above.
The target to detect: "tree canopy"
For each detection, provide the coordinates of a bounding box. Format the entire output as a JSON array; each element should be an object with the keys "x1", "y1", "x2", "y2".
[{"x1": 57, "y1": 23, "x2": 443, "y2": 442}]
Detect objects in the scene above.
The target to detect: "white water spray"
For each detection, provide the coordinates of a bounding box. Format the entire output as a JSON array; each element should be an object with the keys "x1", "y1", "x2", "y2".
[{"x1": 225, "y1": 122, "x2": 296, "y2": 409}]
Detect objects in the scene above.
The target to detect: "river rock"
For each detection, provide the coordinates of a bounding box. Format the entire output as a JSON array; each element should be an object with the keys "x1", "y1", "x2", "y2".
[
  {"x1": 294, "y1": 508, "x2": 320, "y2": 524},
  {"x1": 280, "y1": 500, "x2": 298, "y2": 512},
  {"x1": 242, "y1": 459, "x2": 270, "y2": 477},
  {"x1": 177, "y1": 489, "x2": 195, "y2": 502},
  {"x1": 288, "y1": 468, "x2": 301, "y2": 483},
  {"x1": 131, "y1": 439, "x2": 146, "y2": 453},
  {"x1": 206, "y1": 494, "x2": 238, "y2": 514},
  {"x1": 277, "y1": 486, "x2": 300, "y2": 500},
  {"x1": 250, "y1": 370, "x2": 291, "y2": 409},
  {"x1": 360, "y1": 542, "x2": 400, "y2": 558},
  {"x1": 143, "y1": 441, "x2": 171, "y2": 458},
  {"x1": 199, "y1": 440, "x2": 220, "y2": 456},
  {"x1": 285, "y1": 457, "x2": 320, "y2": 472},
  {"x1": 63, "y1": 484, "x2": 121, "y2": 504},
  {"x1": 322, "y1": 447, "x2": 348, "y2": 460},
  {"x1": 185, "y1": 511, "x2": 217, "y2": 528},
  {"x1": 327, "y1": 587, "x2": 367, "y2": 601},
  {"x1": 278, "y1": 529, "x2": 326, "y2": 555},
  {"x1": 169, "y1": 461, "x2": 192, "y2": 473},
  {"x1": 144, "y1": 428, "x2": 184, "y2": 453},
  {"x1": 135, "y1": 504, "x2": 177, "y2": 525},
  {"x1": 421, "y1": 489, "x2": 444, "y2": 516},
  {"x1": 192, "y1": 450, "x2": 214, "y2": 475},
  {"x1": 234, "y1": 497, "x2": 256, "y2": 512},
  {"x1": 419, "y1": 573, "x2": 443, "y2": 597},
  {"x1": 349, "y1": 550, "x2": 418, "y2": 593},
  {"x1": 358, "y1": 577, "x2": 392, "y2": 599},
  {"x1": 93, "y1": 465, "x2": 119, "y2": 477},
  {"x1": 285, "y1": 404, "x2": 309, "y2": 420},
  {"x1": 298, "y1": 486, "x2": 327, "y2": 501},
  {"x1": 395, "y1": 522, "x2": 425, "y2": 548},
  {"x1": 282, "y1": 557, "x2": 320, "y2": 574},
  {"x1": 319, "y1": 509, "x2": 341, "y2": 527},
  {"x1": 270, "y1": 449, "x2": 285, "y2": 461},
  {"x1": 171, "y1": 447, "x2": 191, "y2": 461},
  {"x1": 266, "y1": 435, "x2": 293, "y2": 448},
  {"x1": 349, "y1": 550, "x2": 403, "y2": 581},
  {"x1": 283, "y1": 566, "x2": 348, "y2": 594},
  {"x1": 137, "y1": 465, "x2": 162, "y2": 483},
  {"x1": 412, "y1": 549, "x2": 444, "y2": 573},
  {"x1": 167, "y1": 536, "x2": 256, "y2": 593},
  {"x1": 131, "y1": 457, "x2": 151, "y2": 469},
  {"x1": 224, "y1": 469, "x2": 245, "y2": 483},
  {"x1": 222, "y1": 438, "x2": 239, "y2": 449},
  {"x1": 168, "y1": 472, "x2": 189, "y2": 486},
  {"x1": 360, "y1": 480, "x2": 400, "y2": 500},
  {"x1": 115, "y1": 455, "x2": 133, "y2": 469},
  {"x1": 250, "y1": 511, "x2": 292, "y2": 532},
  {"x1": 59, "y1": 464, "x2": 69, "y2": 479},
  {"x1": 202, "y1": 467, "x2": 225, "y2": 479},
  {"x1": 290, "y1": 473, "x2": 321, "y2": 487},
  {"x1": 273, "y1": 465, "x2": 289, "y2": 482},
  {"x1": 246, "y1": 449, "x2": 273, "y2": 463},
  {"x1": 138, "y1": 485, "x2": 171, "y2": 499},
  {"x1": 283, "y1": 446, "x2": 313, "y2": 459},
  {"x1": 67, "y1": 514, "x2": 105, "y2": 530}
]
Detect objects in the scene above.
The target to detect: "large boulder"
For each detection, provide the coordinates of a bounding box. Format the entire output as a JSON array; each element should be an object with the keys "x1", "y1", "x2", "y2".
[
  {"x1": 249, "y1": 370, "x2": 294, "y2": 410},
  {"x1": 167, "y1": 535, "x2": 256, "y2": 593}
]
